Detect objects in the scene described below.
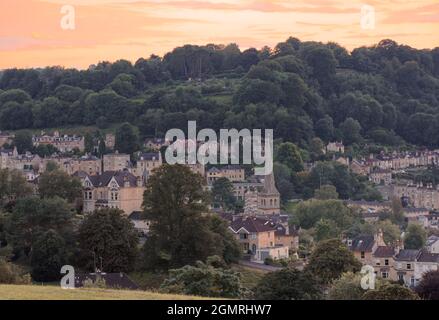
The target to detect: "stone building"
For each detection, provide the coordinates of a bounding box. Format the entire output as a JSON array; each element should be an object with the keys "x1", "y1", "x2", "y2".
[
  {"x1": 393, "y1": 183, "x2": 439, "y2": 210},
  {"x1": 32, "y1": 131, "x2": 85, "y2": 152},
  {"x1": 82, "y1": 171, "x2": 145, "y2": 214},
  {"x1": 103, "y1": 152, "x2": 131, "y2": 172}
]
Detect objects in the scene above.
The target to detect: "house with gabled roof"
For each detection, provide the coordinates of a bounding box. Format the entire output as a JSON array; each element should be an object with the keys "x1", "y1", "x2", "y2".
[
  {"x1": 228, "y1": 216, "x2": 288, "y2": 263},
  {"x1": 82, "y1": 170, "x2": 145, "y2": 214}
]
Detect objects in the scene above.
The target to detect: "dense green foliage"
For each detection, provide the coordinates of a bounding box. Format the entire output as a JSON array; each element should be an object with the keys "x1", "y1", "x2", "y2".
[
  {"x1": 305, "y1": 239, "x2": 362, "y2": 284},
  {"x1": 253, "y1": 268, "x2": 321, "y2": 300},
  {"x1": 416, "y1": 270, "x2": 439, "y2": 300},
  {"x1": 1, "y1": 38, "x2": 439, "y2": 151},
  {"x1": 160, "y1": 258, "x2": 245, "y2": 298},
  {"x1": 142, "y1": 164, "x2": 240, "y2": 271},
  {"x1": 362, "y1": 282, "x2": 419, "y2": 300},
  {"x1": 404, "y1": 223, "x2": 427, "y2": 249},
  {"x1": 77, "y1": 208, "x2": 139, "y2": 273}
]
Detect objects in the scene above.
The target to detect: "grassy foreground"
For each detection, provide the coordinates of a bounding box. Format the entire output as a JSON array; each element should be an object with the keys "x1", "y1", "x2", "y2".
[{"x1": 0, "y1": 285, "x2": 209, "y2": 300}]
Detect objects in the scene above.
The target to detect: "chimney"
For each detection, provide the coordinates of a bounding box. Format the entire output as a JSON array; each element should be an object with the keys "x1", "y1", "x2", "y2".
[
  {"x1": 375, "y1": 229, "x2": 386, "y2": 246},
  {"x1": 123, "y1": 175, "x2": 130, "y2": 188}
]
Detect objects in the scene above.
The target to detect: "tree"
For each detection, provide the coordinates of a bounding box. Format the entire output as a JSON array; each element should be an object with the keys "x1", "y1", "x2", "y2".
[
  {"x1": 38, "y1": 170, "x2": 82, "y2": 204},
  {"x1": 416, "y1": 270, "x2": 439, "y2": 300},
  {"x1": 404, "y1": 223, "x2": 427, "y2": 249},
  {"x1": 0, "y1": 258, "x2": 30, "y2": 284},
  {"x1": 12, "y1": 131, "x2": 33, "y2": 154},
  {"x1": 84, "y1": 133, "x2": 94, "y2": 154},
  {"x1": 211, "y1": 177, "x2": 236, "y2": 210},
  {"x1": 0, "y1": 102, "x2": 33, "y2": 130},
  {"x1": 114, "y1": 122, "x2": 139, "y2": 154},
  {"x1": 276, "y1": 142, "x2": 304, "y2": 172},
  {"x1": 315, "y1": 219, "x2": 340, "y2": 242},
  {"x1": 328, "y1": 272, "x2": 366, "y2": 300},
  {"x1": 305, "y1": 239, "x2": 361, "y2": 284},
  {"x1": 274, "y1": 162, "x2": 295, "y2": 202},
  {"x1": 314, "y1": 184, "x2": 338, "y2": 200},
  {"x1": 339, "y1": 117, "x2": 362, "y2": 145},
  {"x1": 362, "y1": 282, "x2": 419, "y2": 300},
  {"x1": 77, "y1": 208, "x2": 139, "y2": 273},
  {"x1": 253, "y1": 268, "x2": 321, "y2": 300},
  {"x1": 8, "y1": 197, "x2": 74, "y2": 258},
  {"x1": 0, "y1": 169, "x2": 33, "y2": 207},
  {"x1": 160, "y1": 260, "x2": 244, "y2": 298},
  {"x1": 315, "y1": 116, "x2": 334, "y2": 142},
  {"x1": 142, "y1": 164, "x2": 239, "y2": 270},
  {"x1": 30, "y1": 230, "x2": 67, "y2": 282},
  {"x1": 293, "y1": 199, "x2": 353, "y2": 230}
]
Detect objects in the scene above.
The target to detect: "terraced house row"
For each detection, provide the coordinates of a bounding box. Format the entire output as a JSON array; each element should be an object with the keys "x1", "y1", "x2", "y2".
[{"x1": 349, "y1": 232, "x2": 439, "y2": 287}]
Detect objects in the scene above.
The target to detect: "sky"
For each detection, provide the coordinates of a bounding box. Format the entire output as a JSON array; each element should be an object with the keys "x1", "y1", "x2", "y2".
[{"x1": 0, "y1": 0, "x2": 438, "y2": 69}]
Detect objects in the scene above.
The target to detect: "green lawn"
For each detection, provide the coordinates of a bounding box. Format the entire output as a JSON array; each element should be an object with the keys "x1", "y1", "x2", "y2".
[{"x1": 0, "y1": 284, "x2": 210, "y2": 300}]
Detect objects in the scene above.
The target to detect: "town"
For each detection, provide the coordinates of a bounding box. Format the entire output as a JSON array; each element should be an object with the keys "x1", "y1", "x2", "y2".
[{"x1": 1, "y1": 128, "x2": 439, "y2": 296}]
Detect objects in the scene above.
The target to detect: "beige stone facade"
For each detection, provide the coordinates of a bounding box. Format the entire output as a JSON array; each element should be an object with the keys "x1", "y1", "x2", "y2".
[
  {"x1": 103, "y1": 152, "x2": 131, "y2": 172},
  {"x1": 82, "y1": 171, "x2": 145, "y2": 214},
  {"x1": 32, "y1": 131, "x2": 85, "y2": 152}
]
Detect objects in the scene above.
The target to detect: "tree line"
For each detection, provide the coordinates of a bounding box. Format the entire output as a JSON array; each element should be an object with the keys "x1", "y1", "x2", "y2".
[{"x1": 1, "y1": 38, "x2": 439, "y2": 151}]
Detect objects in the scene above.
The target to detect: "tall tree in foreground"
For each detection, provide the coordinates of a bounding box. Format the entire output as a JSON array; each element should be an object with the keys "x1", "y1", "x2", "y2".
[
  {"x1": 416, "y1": 270, "x2": 439, "y2": 300},
  {"x1": 30, "y1": 230, "x2": 67, "y2": 282},
  {"x1": 305, "y1": 238, "x2": 361, "y2": 285},
  {"x1": 142, "y1": 164, "x2": 239, "y2": 270},
  {"x1": 77, "y1": 208, "x2": 139, "y2": 273}
]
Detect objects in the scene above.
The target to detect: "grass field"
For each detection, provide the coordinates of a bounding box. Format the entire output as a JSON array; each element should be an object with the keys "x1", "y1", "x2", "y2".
[{"x1": 0, "y1": 285, "x2": 210, "y2": 300}]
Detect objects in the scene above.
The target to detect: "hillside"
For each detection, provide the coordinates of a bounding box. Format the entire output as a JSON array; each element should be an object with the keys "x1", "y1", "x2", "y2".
[
  {"x1": 0, "y1": 284, "x2": 210, "y2": 300},
  {"x1": 1, "y1": 38, "x2": 439, "y2": 153}
]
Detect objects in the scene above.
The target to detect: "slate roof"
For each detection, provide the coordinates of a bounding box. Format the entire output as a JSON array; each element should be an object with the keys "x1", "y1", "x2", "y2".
[
  {"x1": 417, "y1": 250, "x2": 439, "y2": 263},
  {"x1": 88, "y1": 171, "x2": 138, "y2": 188},
  {"x1": 350, "y1": 235, "x2": 375, "y2": 252},
  {"x1": 395, "y1": 249, "x2": 420, "y2": 261},
  {"x1": 427, "y1": 235, "x2": 439, "y2": 247},
  {"x1": 374, "y1": 246, "x2": 395, "y2": 258},
  {"x1": 229, "y1": 217, "x2": 276, "y2": 233},
  {"x1": 138, "y1": 152, "x2": 160, "y2": 161}
]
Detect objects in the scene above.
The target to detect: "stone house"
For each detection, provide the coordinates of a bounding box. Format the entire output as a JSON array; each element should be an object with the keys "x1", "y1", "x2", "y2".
[
  {"x1": 326, "y1": 141, "x2": 345, "y2": 154},
  {"x1": 82, "y1": 171, "x2": 145, "y2": 214},
  {"x1": 228, "y1": 216, "x2": 289, "y2": 263}
]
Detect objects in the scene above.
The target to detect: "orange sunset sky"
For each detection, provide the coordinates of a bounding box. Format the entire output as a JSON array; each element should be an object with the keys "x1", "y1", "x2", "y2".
[{"x1": 1, "y1": 0, "x2": 438, "y2": 69}]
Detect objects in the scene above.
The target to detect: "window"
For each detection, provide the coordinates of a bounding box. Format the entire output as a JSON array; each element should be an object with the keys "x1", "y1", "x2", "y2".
[
  {"x1": 382, "y1": 272, "x2": 388, "y2": 279},
  {"x1": 240, "y1": 233, "x2": 248, "y2": 240},
  {"x1": 398, "y1": 274, "x2": 404, "y2": 281},
  {"x1": 407, "y1": 264, "x2": 411, "y2": 270},
  {"x1": 361, "y1": 251, "x2": 365, "y2": 259},
  {"x1": 385, "y1": 259, "x2": 389, "y2": 266}
]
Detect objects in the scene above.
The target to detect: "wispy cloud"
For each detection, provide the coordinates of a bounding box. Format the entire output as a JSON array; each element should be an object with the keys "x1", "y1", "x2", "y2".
[{"x1": 1, "y1": 0, "x2": 438, "y2": 68}]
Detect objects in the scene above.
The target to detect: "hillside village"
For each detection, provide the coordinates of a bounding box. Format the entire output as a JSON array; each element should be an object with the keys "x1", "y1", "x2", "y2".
[{"x1": 1, "y1": 129, "x2": 439, "y2": 293}]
